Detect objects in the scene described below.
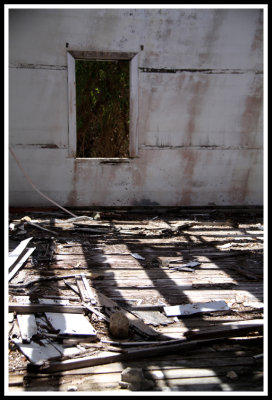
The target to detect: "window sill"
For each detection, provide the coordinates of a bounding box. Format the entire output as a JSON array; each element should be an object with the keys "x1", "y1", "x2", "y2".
[{"x1": 74, "y1": 157, "x2": 132, "y2": 164}]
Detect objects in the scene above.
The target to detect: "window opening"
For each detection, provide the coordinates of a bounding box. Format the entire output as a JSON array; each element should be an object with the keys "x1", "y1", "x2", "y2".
[{"x1": 75, "y1": 59, "x2": 130, "y2": 158}]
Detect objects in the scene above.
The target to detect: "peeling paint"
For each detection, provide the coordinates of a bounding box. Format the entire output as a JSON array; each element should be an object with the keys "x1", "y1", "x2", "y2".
[{"x1": 180, "y1": 150, "x2": 198, "y2": 205}]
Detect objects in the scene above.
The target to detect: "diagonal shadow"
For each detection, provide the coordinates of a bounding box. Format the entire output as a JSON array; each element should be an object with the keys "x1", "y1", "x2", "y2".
[
  {"x1": 84, "y1": 207, "x2": 263, "y2": 391},
  {"x1": 68, "y1": 206, "x2": 263, "y2": 392}
]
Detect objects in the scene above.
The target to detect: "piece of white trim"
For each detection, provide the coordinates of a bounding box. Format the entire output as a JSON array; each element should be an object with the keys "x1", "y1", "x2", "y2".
[
  {"x1": 8, "y1": 237, "x2": 33, "y2": 270},
  {"x1": 164, "y1": 300, "x2": 229, "y2": 317},
  {"x1": 67, "y1": 50, "x2": 139, "y2": 159},
  {"x1": 67, "y1": 51, "x2": 77, "y2": 157},
  {"x1": 8, "y1": 247, "x2": 36, "y2": 282}
]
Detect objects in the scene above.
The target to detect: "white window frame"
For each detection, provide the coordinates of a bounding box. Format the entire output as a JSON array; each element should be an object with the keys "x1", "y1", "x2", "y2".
[{"x1": 67, "y1": 50, "x2": 139, "y2": 159}]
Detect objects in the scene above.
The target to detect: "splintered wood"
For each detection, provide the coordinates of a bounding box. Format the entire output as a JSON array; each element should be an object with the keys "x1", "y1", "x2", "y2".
[{"x1": 8, "y1": 208, "x2": 264, "y2": 392}]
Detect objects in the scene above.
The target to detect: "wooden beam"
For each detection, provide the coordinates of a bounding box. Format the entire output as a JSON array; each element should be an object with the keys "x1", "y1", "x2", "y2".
[
  {"x1": 184, "y1": 319, "x2": 263, "y2": 340},
  {"x1": 68, "y1": 50, "x2": 137, "y2": 61},
  {"x1": 9, "y1": 303, "x2": 83, "y2": 314}
]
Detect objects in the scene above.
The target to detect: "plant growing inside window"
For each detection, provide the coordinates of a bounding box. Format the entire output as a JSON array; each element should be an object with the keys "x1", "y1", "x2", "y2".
[{"x1": 75, "y1": 60, "x2": 130, "y2": 158}]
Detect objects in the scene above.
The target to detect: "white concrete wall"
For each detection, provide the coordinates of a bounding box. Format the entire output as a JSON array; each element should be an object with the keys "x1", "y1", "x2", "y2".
[{"x1": 9, "y1": 8, "x2": 263, "y2": 207}]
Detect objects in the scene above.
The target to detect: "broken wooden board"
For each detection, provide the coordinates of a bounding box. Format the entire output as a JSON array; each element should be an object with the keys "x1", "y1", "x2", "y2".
[
  {"x1": 83, "y1": 303, "x2": 110, "y2": 322},
  {"x1": 81, "y1": 273, "x2": 96, "y2": 305},
  {"x1": 9, "y1": 273, "x2": 96, "y2": 288},
  {"x1": 163, "y1": 300, "x2": 230, "y2": 317},
  {"x1": 44, "y1": 312, "x2": 97, "y2": 337},
  {"x1": 8, "y1": 247, "x2": 36, "y2": 282},
  {"x1": 94, "y1": 291, "x2": 160, "y2": 338},
  {"x1": 27, "y1": 221, "x2": 59, "y2": 235},
  {"x1": 76, "y1": 273, "x2": 96, "y2": 305},
  {"x1": 128, "y1": 310, "x2": 174, "y2": 326},
  {"x1": 12, "y1": 337, "x2": 82, "y2": 365},
  {"x1": 8, "y1": 237, "x2": 33, "y2": 269},
  {"x1": 184, "y1": 319, "x2": 263, "y2": 340},
  {"x1": 12, "y1": 338, "x2": 63, "y2": 364}
]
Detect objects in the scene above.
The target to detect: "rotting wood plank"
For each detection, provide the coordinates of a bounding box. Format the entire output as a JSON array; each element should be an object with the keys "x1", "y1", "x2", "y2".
[
  {"x1": 9, "y1": 303, "x2": 84, "y2": 314},
  {"x1": 91, "y1": 270, "x2": 239, "y2": 280},
  {"x1": 48, "y1": 261, "x2": 254, "y2": 272},
  {"x1": 88, "y1": 288, "x2": 263, "y2": 303},
  {"x1": 184, "y1": 319, "x2": 263, "y2": 340},
  {"x1": 9, "y1": 272, "x2": 98, "y2": 288},
  {"x1": 76, "y1": 276, "x2": 89, "y2": 302},
  {"x1": 51, "y1": 250, "x2": 248, "y2": 262},
  {"x1": 92, "y1": 279, "x2": 238, "y2": 290},
  {"x1": 81, "y1": 273, "x2": 96, "y2": 305}
]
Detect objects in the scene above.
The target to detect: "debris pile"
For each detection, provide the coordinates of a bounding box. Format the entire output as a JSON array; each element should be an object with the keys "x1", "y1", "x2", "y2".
[{"x1": 8, "y1": 208, "x2": 264, "y2": 392}]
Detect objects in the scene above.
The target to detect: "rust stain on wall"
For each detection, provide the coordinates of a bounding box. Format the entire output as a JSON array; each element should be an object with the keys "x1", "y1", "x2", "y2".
[
  {"x1": 199, "y1": 9, "x2": 224, "y2": 67},
  {"x1": 131, "y1": 151, "x2": 150, "y2": 188},
  {"x1": 240, "y1": 75, "x2": 263, "y2": 148},
  {"x1": 228, "y1": 151, "x2": 261, "y2": 204},
  {"x1": 180, "y1": 150, "x2": 198, "y2": 205},
  {"x1": 229, "y1": 167, "x2": 251, "y2": 205},
  {"x1": 250, "y1": 9, "x2": 263, "y2": 53},
  {"x1": 184, "y1": 76, "x2": 209, "y2": 146},
  {"x1": 67, "y1": 159, "x2": 78, "y2": 206}
]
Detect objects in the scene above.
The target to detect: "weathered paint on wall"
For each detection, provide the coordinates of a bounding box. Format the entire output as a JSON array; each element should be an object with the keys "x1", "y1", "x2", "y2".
[{"x1": 9, "y1": 8, "x2": 264, "y2": 207}]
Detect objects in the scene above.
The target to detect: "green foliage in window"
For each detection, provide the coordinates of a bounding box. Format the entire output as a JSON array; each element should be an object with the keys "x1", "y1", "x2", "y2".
[{"x1": 75, "y1": 60, "x2": 129, "y2": 158}]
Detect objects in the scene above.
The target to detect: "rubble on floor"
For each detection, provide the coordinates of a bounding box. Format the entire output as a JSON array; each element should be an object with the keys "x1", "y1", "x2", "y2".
[{"x1": 7, "y1": 207, "x2": 264, "y2": 393}]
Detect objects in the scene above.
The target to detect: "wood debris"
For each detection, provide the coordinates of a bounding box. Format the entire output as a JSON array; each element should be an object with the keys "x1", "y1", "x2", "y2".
[
  {"x1": 7, "y1": 208, "x2": 264, "y2": 392},
  {"x1": 8, "y1": 237, "x2": 36, "y2": 282}
]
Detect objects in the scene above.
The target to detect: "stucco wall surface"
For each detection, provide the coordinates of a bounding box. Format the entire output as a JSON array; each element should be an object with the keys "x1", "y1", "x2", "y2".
[{"x1": 9, "y1": 8, "x2": 264, "y2": 207}]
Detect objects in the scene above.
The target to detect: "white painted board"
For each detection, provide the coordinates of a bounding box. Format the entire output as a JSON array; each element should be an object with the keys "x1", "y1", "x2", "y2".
[
  {"x1": 45, "y1": 312, "x2": 97, "y2": 336},
  {"x1": 12, "y1": 338, "x2": 62, "y2": 364},
  {"x1": 8, "y1": 247, "x2": 36, "y2": 281},
  {"x1": 8, "y1": 237, "x2": 33, "y2": 270},
  {"x1": 163, "y1": 300, "x2": 229, "y2": 317},
  {"x1": 17, "y1": 314, "x2": 37, "y2": 342}
]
